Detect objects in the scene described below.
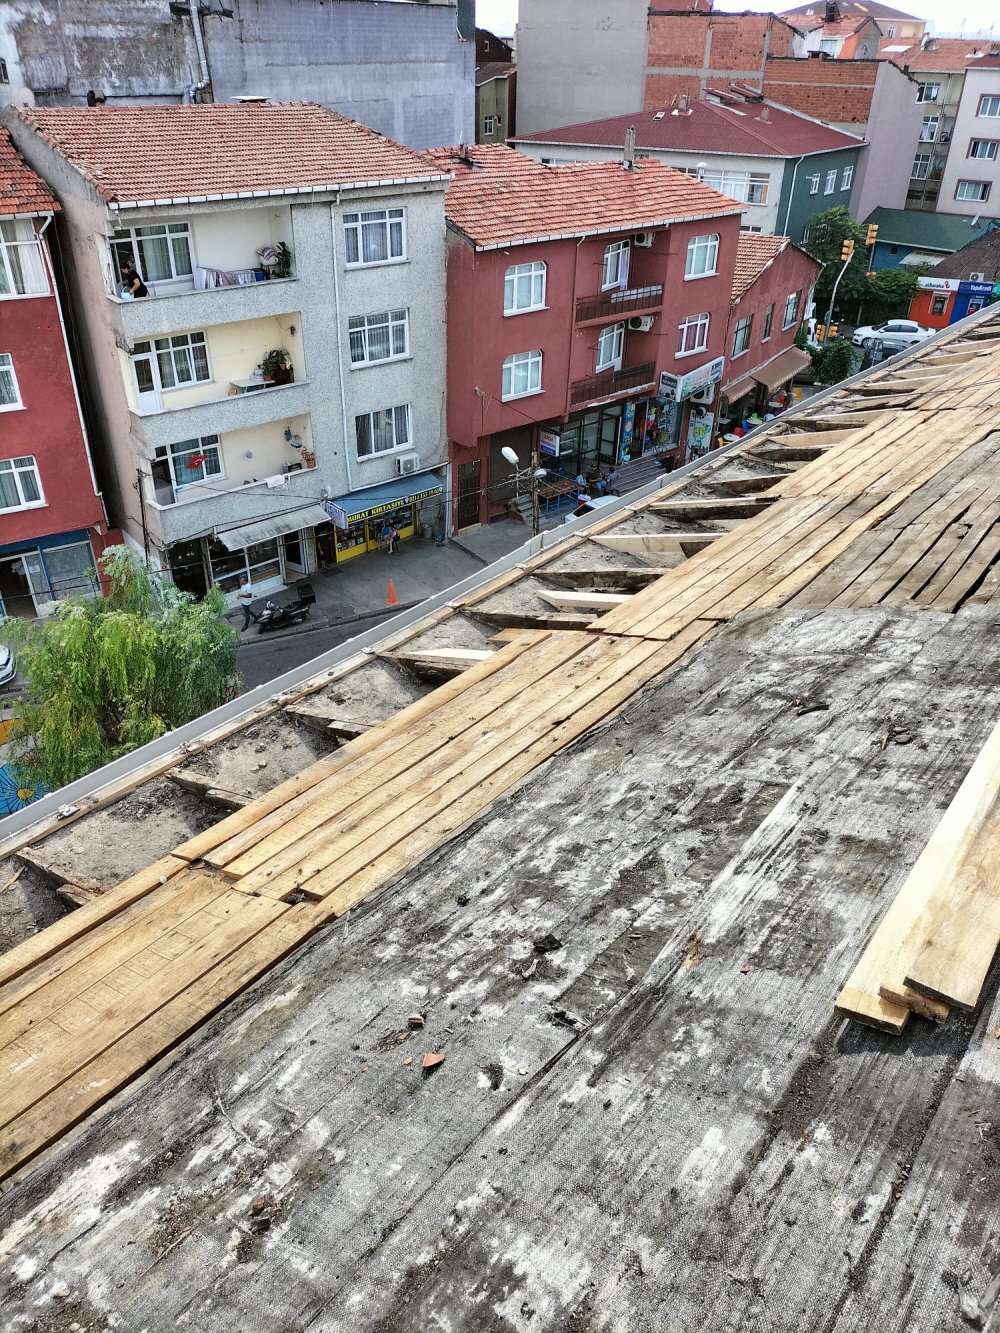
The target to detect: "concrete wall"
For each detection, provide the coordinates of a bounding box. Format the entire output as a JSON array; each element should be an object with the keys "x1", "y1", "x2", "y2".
[
  {"x1": 516, "y1": 0, "x2": 647, "y2": 134},
  {"x1": 938, "y1": 68, "x2": 1000, "y2": 219},
  {"x1": 851, "y1": 62, "x2": 924, "y2": 220}
]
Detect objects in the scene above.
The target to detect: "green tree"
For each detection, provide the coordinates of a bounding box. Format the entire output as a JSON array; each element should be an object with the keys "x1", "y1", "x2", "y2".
[
  {"x1": 860, "y1": 266, "x2": 920, "y2": 326},
  {"x1": 810, "y1": 337, "x2": 860, "y2": 386},
  {"x1": 802, "y1": 206, "x2": 869, "y2": 320},
  {"x1": 0, "y1": 547, "x2": 240, "y2": 790}
]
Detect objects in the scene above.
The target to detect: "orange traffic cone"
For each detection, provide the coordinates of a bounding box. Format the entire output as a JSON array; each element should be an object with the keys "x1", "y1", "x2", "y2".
[{"x1": 386, "y1": 577, "x2": 399, "y2": 607}]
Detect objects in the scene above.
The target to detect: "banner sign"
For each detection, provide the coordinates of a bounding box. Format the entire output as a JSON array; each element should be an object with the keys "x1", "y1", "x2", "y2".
[{"x1": 659, "y1": 355, "x2": 725, "y2": 402}]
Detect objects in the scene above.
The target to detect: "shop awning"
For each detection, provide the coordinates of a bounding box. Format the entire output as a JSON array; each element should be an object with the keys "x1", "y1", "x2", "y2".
[
  {"x1": 900, "y1": 250, "x2": 943, "y2": 268},
  {"x1": 324, "y1": 473, "x2": 442, "y2": 529},
  {"x1": 216, "y1": 504, "x2": 332, "y2": 551},
  {"x1": 721, "y1": 375, "x2": 757, "y2": 403},
  {"x1": 751, "y1": 347, "x2": 811, "y2": 393}
]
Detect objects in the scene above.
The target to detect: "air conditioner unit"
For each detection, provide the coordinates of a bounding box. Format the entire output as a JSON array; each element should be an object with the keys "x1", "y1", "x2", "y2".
[
  {"x1": 690, "y1": 384, "x2": 716, "y2": 405},
  {"x1": 970, "y1": 271, "x2": 986, "y2": 281},
  {"x1": 396, "y1": 453, "x2": 421, "y2": 476},
  {"x1": 628, "y1": 314, "x2": 655, "y2": 332},
  {"x1": 634, "y1": 232, "x2": 655, "y2": 248}
]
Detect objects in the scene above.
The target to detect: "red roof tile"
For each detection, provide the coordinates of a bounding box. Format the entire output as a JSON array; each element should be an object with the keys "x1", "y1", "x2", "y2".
[
  {"x1": 13, "y1": 103, "x2": 445, "y2": 207},
  {"x1": 423, "y1": 144, "x2": 743, "y2": 250},
  {"x1": 781, "y1": 0, "x2": 922, "y2": 22},
  {"x1": 0, "y1": 129, "x2": 58, "y2": 217},
  {"x1": 878, "y1": 38, "x2": 1000, "y2": 71},
  {"x1": 515, "y1": 98, "x2": 863, "y2": 159},
  {"x1": 732, "y1": 231, "x2": 790, "y2": 300}
]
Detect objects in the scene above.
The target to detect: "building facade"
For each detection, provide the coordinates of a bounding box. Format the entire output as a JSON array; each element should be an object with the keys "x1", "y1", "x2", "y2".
[
  {"x1": 5, "y1": 103, "x2": 450, "y2": 602},
  {"x1": 0, "y1": 129, "x2": 116, "y2": 620},
  {"x1": 430, "y1": 146, "x2": 744, "y2": 529},
  {"x1": 937, "y1": 63, "x2": 1000, "y2": 220},
  {"x1": 910, "y1": 230, "x2": 1000, "y2": 327}
]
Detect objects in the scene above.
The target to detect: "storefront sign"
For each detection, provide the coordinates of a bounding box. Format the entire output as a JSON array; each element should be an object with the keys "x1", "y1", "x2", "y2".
[
  {"x1": 958, "y1": 281, "x2": 994, "y2": 297},
  {"x1": 539, "y1": 429, "x2": 561, "y2": 458},
  {"x1": 685, "y1": 405, "x2": 713, "y2": 460},
  {"x1": 918, "y1": 277, "x2": 959, "y2": 292},
  {"x1": 324, "y1": 485, "x2": 441, "y2": 531},
  {"x1": 620, "y1": 401, "x2": 636, "y2": 456},
  {"x1": 659, "y1": 355, "x2": 725, "y2": 402}
]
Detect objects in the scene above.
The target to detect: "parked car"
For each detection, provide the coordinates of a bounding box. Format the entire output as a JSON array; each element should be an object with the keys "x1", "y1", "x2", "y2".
[
  {"x1": 851, "y1": 319, "x2": 932, "y2": 349},
  {"x1": 0, "y1": 645, "x2": 15, "y2": 689},
  {"x1": 859, "y1": 336, "x2": 911, "y2": 372},
  {"x1": 564, "y1": 495, "x2": 619, "y2": 523}
]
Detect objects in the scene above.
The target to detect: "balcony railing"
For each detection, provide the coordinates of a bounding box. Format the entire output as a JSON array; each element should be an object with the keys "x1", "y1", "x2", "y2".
[
  {"x1": 575, "y1": 284, "x2": 664, "y2": 325},
  {"x1": 570, "y1": 361, "x2": 657, "y2": 408}
]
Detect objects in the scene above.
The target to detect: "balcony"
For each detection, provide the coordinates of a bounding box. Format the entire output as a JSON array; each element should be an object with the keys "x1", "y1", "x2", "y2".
[
  {"x1": 570, "y1": 361, "x2": 657, "y2": 408},
  {"x1": 110, "y1": 275, "x2": 301, "y2": 342},
  {"x1": 575, "y1": 284, "x2": 664, "y2": 327},
  {"x1": 131, "y1": 379, "x2": 310, "y2": 452}
]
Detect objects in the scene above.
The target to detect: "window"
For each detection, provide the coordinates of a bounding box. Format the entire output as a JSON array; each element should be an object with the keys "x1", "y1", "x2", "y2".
[
  {"x1": 501, "y1": 349, "x2": 543, "y2": 399},
  {"x1": 132, "y1": 331, "x2": 210, "y2": 395},
  {"x1": 919, "y1": 115, "x2": 940, "y2": 142},
  {"x1": 931, "y1": 294, "x2": 948, "y2": 317},
  {"x1": 732, "y1": 314, "x2": 753, "y2": 357},
  {"x1": 978, "y1": 95, "x2": 1000, "y2": 118},
  {"x1": 483, "y1": 115, "x2": 496, "y2": 135},
  {"x1": 885, "y1": 24, "x2": 896, "y2": 36},
  {"x1": 911, "y1": 153, "x2": 931, "y2": 180},
  {"x1": 685, "y1": 233, "x2": 719, "y2": 279},
  {"x1": 0, "y1": 219, "x2": 48, "y2": 297},
  {"x1": 762, "y1": 303, "x2": 774, "y2": 341},
  {"x1": 355, "y1": 404, "x2": 411, "y2": 456},
  {"x1": 783, "y1": 290, "x2": 800, "y2": 329},
  {"x1": 112, "y1": 222, "x2": 192, "y2": 284},
  {"x1": 695, "y1": 168, "x2": 770, "y2": 205},
  {"x1": 969, "y1": 139, "x2": 999, "y2": 160},
  {"x1": 824, "y1": 169, "x2": 837, "y2": 194},
  {"x1": 595, "y1": 323, "x2": 625, "y2": 373},
  {"x1": 602, "y1": 240, "x2": 629, "y2": 291},
  {"x1": 956, "y1": 179, "x2": 991, "y2": 201},
  {"x1": 154, "y1": 435, "x2": 223, "y2": 490},
  {"x1": 819, "y1": 39, "x2": 837, "y2": 54},
  {"x1": 0, "y1": 456, "x2": 43, "y2": 511},
  {"x1": 916, "y1": 82, "x2": 940, "y2": 103},
  {"x1": 841, "y1": 165, "x2": 854, "y2": 190},
  {"x1": 0, "y1": 58, "x2": 8, "y2": 84},
  {"x1": 676, "y1": 312, "x2": 709, "y2": 356},
  {"x1": 348, "y1": 309, "x2": 409, "y2": 365},
  {"x1": 504, "y1": 261, "x2": 546, "y2": 314},
  {"x1": 344, "y1": 208, "x2": 406, "y2": 266},
  {"x1": 0, "y1": 353, "x2": 21, "y2": 409},
  {"x1": 807, "y1": 174, "x2": 820, "y2": 195},
  {"x1": 741, "y1": 225, "x2": 764, "y2": 233}
]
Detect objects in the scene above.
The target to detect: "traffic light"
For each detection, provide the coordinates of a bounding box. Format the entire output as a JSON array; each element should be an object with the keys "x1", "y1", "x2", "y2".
[
  {"x1": 866, "y1": 223, "x2": 879, "y2": 246},
  {"x1": 841, "y1": 238, "x2": 856, "y2": 263}
]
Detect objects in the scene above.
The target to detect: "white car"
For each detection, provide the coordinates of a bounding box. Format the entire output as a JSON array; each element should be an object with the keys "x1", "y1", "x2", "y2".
[
  {"x1": 563, "y1": 495, "x2": 619, "y2": 523},
  {"x1": 852, "y1": 319, "x2": 933, "y2": 349},
  {"x1": 0, "y1": 645, "x2": 15, "y2": 689}
]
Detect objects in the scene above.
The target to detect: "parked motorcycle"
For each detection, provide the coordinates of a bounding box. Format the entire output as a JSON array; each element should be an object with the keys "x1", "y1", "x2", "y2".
[{"x1": 256, "y1": 579, "x2": 316, "y2": 633}]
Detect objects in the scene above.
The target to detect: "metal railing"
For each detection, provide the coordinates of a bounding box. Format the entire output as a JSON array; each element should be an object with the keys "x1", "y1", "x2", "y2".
[
  {"x1": 575, "y1": 284, "x2": 664, "y2": 324},
  {"x1": 570, "y1": 361, "x2": 656, "y2": 407}
]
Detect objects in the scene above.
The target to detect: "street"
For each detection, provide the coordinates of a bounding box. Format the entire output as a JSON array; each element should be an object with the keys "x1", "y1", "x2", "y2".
[{"x1": 234, "y1": 606, "x2": 401, "y2": 690}]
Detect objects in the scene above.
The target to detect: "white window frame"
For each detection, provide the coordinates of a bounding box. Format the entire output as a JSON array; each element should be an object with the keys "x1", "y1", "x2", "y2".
[
  {"x1": 483, "y1": 114, "x2": 496, "y2": 136},
  {"x1": 343, "y1": 208, "x2": 406, "y2": 267},
  {"x1": 112, "y1": 221, "x2": 193, "y2": 286},
  {"x1": 0, "y1": 455, "x2": 44, "y2": 512},
  {"x1": 595, "y1": 323, "x2": 625, "y2": 373},
  {"x1": 911, "y1": 153, "x2": 931, "y2": 180},
  {"x1": 732, "y1": 314, "x2": 753, "y2": 358},
  {"x1": 762, "y1": 303, "x2": 774, "y2": 341},
  {"x1": 956, "y1": 179, "x2": 991, "y2": 202},
  {"x1": 841, "y1": 165, "x2": 854, "y2": 190},
  {"x1": 348, "y1": 309, "x2": 410, "y2": 366},
  {"x1": 978, "y1": 95, "x2": 1000, "y2": 118},
  {"x1": 132, "y1": 331, "x2": 211, "y2": 396},
  {"x1": 0, "y1": 219, "x2": 49, "y2": 299},
  {"x1": 676, "y1": 312, "x2": 710, "y2": 357},
  {"x1": 969, "y1": 139, "x2": 999, "y2": 160},
  {"x1": 355, "y1": 404, "x2": 412, "y2": 458},
  {"x1": 824, "y1": 169, "x2": 837, "y2": 194},
  {"x1": 698, "y1": 168, "x2": 769, "y2": 205},
  {"x1": 501, "y1": 349, "x2": 543, "y2": 400},
  {"x1": 819, "y1": 38, "x2": 838, "y2": 54},
  {"x1": 153, "y1": 435, "x2": 224, "y2": 492},
  {"x1": 504, "y1": 261, "x2": 547, "y2": 315},
  {"x1": 783, "y1": 291, "x2": 801, "y2": 329},
  {"x1": 919, "y1": 115, "x2": 940, "y2": 142},
  {"x1": 685, "y1": 233, "x2": 719, "y2": 279},
  {"x1": 0, "y1": 352, "x2": 22, "y2": 410},
  {"x1": 602, "y1": 240, "x2": 629, "y2": 291},
  {"x1": 916, "y1": 82, "x2": 940, "y2": 103},
  {"x1": 807, "y1": 174, "x2": 821, "y2": 195}
]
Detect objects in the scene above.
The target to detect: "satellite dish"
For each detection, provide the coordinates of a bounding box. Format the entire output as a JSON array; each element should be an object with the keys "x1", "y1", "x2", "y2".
[{"x1": 10, "y1": 87, "x2": 36, "y2": 109}]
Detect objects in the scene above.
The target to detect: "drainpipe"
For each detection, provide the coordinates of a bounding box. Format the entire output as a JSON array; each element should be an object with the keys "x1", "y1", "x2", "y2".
[
  {"x1": 330, "y1": 191, "x2": 356, "y2": 495},
  {"x1": 187, "y1": 1, "x2": 212, "y2": 101},
  {"x1": 782, "y1": 155, "x2": 805, "y2": 237}
]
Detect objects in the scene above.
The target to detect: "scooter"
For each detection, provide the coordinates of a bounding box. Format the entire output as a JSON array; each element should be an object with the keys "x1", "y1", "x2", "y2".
[{"x1": 257, "y1": 579, "x2": 316, "y2": 633}]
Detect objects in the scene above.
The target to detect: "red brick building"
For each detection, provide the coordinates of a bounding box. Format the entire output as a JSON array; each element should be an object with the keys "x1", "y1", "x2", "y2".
[
  {"x1": 429, "y1": 145, "x2": 743, "y2": 528},
  {"x1": 645, "y1": 10, "x2": 799, "y2": 106},
  {"x1": 0, "y1": 130, "x2": 115, "y2": 619}
]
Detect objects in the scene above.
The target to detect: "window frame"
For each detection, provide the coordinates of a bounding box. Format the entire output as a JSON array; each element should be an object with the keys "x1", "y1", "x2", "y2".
[
  {"x1": 0, "y1": 352, "x2": 23, "y2": 411},
  {"x1": 782, "y1": 290, "x2": 801, "y2": 330},
  {"x1": 955, "y1": 179, "x2": 991, "y2": 202},
  {"x1": 911, "y1": 152, "x2": 931, "y2": 180},
  {"x1": 824, "y1": 169, "x2": 838, "y2": 195},
  {"x1": 501, "y1": 349, "x2": 543, "y2": 400},
  {"x1": 676, "y1": 312, "x2": 710, "y2": 358},
  {"x1": 916, "y1": 81, "x2": 940, "y2": 103},
  {"x1": 919, "y1": 114, "x2": 940, "y2": 142},
  {"x1": 503, "y1": 260, "x2": 547, "y2": 315},
  {"x1": 0, "y1": 219, "x2": 49, "y2": 299},
  {"x1": 112, "y1": 221, "x2": 193, "y2": 286},
  {"x1": 348, "y1": 309, "x2": 410, "y2": 366},
  {"x1": 355, "y1": 404, "x2": 412, "y2": 458},
  {"x1": 978, "y1": 94, "x2": 1000, "y2": 118},
  {"x1": 807, "y1": 173, "x2": 821, "y2": 195},
  {"x1": 762, "y1": 303, "x2": 774, "y2": 341},
  {"x1": 601, "y1": 240, "x2": 629, "y2": 292},
  {"x1": 343, "y1": 207, "x2": 407, "y2": 268},
  {"x1": 131, "y1": 330, "x2": 212, "y2": 398},
  {"x1": 0, "y1": 455, "x2": 44, "y2": 513},
  {"x1": 969, "y1": 139, "x2": 999, "y2": 160},
  {"x1": 731, "y1": 314, "x2": 753, "y2": 358},
  {"x1": 685, "y1": 233, "x2": 720, "y2": 280},
  {"x1": 841, "y1": 165, "x2": 854, "y2": 190},
  {"x1": 153, "y1": 434, "x2": 224, "y2": 492},
  {"x1": 483, "y1": 114, "x2": 496, "y2": 136},
  {"x1": 595, "y1": 323, "x2": 625, "y2": 373}
]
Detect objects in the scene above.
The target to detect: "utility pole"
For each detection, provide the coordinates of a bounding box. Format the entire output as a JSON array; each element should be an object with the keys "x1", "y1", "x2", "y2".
[
  {"x1": 530, "y1": 433, "x2": 541, "y2": 538},
  {"x1": 821, "y1": 235, "x2": 856, "y2": 346}
]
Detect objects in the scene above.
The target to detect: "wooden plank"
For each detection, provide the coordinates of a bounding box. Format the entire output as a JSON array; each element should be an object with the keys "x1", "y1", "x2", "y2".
[
  {"x1": 590, "y1": 534, "x2": 727, "y2": 557},
  {"x1": 649, "y1": 497, "x2": 779, "y2": 521},
  {"x1": 536, "y1": 590, "x2": 631, "y2": 612},
  {"x1": 386, "y1": 647, "x2": 494, "y2": 677}
]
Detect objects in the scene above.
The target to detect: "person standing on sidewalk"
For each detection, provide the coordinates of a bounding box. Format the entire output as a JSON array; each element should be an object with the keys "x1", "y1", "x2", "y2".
[{"x1": 237, "y1": 575, "x2": 260, "y2": 631}]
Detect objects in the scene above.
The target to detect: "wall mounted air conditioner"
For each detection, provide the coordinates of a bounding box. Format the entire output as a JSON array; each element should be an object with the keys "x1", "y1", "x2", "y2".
[
  {"x1": 396, "y1": 453, "x2": 421, "y2": 476},
  {"x1": 970, "y1": 271, "x2": 986, "y2": 281},
  {"x1": 690, "y1": 384, "x2": 716, "y2": 405},
  {"x1": 628, "y1": 314, "x2": 655, "y2": 332},
  {"x1": 634, "y1": 232, "x2": 655, "y2": 247}
]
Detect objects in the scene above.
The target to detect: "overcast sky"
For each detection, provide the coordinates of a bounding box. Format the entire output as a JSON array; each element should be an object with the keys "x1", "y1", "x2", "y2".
[{"x1": 475, "y1": 0, "x2": 1000, "y2": 39}]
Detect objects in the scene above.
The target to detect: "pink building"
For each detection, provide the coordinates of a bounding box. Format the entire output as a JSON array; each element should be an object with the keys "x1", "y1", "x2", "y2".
[{"x1": 428, "y1": 145, "x2": 743, "y2": 529}]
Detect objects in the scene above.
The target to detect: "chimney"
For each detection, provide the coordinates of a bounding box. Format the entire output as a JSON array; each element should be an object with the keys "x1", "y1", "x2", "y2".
[
  {"x1": 677, "y1": 93, "x2": 690, "y2": 113},
  {"x1": 760, "y1": 105, "x2": 769, "y2": 121},
  {"x1": 824, "y1": 1, "x2": 837, "y2": 20},
  {"x1": 623, "y1": 126, "x2": 636, "y2": 170}
]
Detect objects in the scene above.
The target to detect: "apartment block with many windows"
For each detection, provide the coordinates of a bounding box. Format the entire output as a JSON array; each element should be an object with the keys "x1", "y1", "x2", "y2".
[
  {"x1": 0, "y1": 130, "x2": 117, "y2": 622},
  {"x1": 938, "y1": 63, "x2": 1000, "y2": 221},
  {"x1": 4, "y1": 103, "x2": 449, "y2": 600}
]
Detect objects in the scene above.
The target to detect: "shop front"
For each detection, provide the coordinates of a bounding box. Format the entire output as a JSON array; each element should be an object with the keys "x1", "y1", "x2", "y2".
[
  {"x1": 528, "y1": 394, "x2": 683, "y2": 489},
  {"x1": 659, "y1": 355, "x2": 726, "y2": 465},
  {"x1": 719, "y1": 346, "x2": 810, "y2": 441},
  {"x1": 323, "y1": 474, "x2": 444, "y2": 563},
  {"x1": 0, "y1": 531, "x2": 103, "y2": 620}
]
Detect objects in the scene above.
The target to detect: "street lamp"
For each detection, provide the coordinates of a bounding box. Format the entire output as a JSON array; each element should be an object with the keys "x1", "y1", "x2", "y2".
[{"x1": 501, "y1": 446, "x2": 547, "y2": 536}]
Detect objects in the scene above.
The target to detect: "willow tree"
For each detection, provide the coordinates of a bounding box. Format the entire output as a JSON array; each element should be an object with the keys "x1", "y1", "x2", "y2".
[{"x1": 1, "y1": 547, "x2": 240, "y2": 791}]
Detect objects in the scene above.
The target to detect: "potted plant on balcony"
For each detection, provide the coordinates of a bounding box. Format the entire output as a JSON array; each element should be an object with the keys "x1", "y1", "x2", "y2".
[{"x1": 260, "y1": 349, "x2": 294, "y2": 386}]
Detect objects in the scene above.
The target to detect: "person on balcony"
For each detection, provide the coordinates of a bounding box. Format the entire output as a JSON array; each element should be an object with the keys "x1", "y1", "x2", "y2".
[{"x1": 120, "y1": 256, "x2": 148, "y2": 298}]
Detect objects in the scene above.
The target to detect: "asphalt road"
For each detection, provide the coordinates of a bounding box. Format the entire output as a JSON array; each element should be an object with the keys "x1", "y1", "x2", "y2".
[{"x1": 234, "y1": 607, "x2": 400, "y2": 691}]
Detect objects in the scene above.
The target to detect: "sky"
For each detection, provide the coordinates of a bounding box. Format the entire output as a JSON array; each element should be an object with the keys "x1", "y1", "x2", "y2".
[{"x1": 474, "y1": 0, "x2": 1000, "y2": 39}]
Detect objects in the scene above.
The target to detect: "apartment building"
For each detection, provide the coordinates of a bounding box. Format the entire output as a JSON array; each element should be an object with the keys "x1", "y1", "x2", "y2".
[
  {"x1": 427, "y1": 145, "x2": 744, "y2": 528},
  {"x1": 937, "y1": 62, "x2": 1000, "y2": 221},
  {"x1": 781, "y1": 0, "x2": 926, "y2": 49},
  {"x1": 3, "y1": 103, "x2": 449, "y2": 601},
  {"x1": 0, "y1": 129, "x2": 116, "y2": 621}
]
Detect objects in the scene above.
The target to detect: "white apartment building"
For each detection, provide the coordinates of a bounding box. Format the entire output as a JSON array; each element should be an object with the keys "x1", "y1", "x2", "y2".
[
  {"x1": 3, "y1": 102, "x2": 450, "y2": 600},
  {"x1": 938, "y1": 63, "x2": 1000, "y2": 220}
]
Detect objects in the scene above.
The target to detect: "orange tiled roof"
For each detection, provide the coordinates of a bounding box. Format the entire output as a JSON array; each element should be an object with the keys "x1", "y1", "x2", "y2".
[
  {"x1": 13, "y1": 103, "x2": 446, "y2": 207},
  {"x1": 877, "y1": 38, "x2": 1000, "y2": 72},
  {"x1": 0, "y1": 129, "x2": 58, "y2": 217},
  {"x1": 732, "y1": 232, "x2": 790, "y2": 300},
  {"x1": 423, "y1": 144, "x2": 743, "y2": 249}
]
